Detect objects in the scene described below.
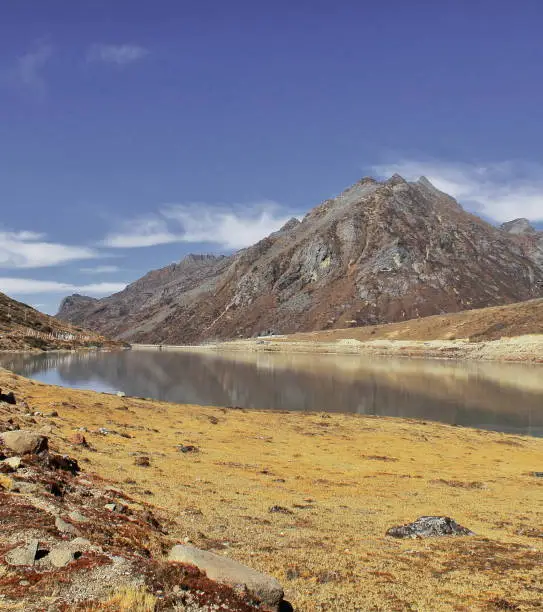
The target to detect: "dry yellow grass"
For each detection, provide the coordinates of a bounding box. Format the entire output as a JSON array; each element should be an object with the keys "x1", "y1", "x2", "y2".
[
  {"x1": 86, "y1": 586, "x2": 158, "y2": 611},
  {"x1": 1, "y1": 367, "x2": 542, "y2": 611}
]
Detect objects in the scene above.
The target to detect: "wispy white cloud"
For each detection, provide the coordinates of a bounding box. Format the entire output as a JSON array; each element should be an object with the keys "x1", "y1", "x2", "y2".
[
  {"x1": 0, "y1": 278, "x2": 126, "y2": 296},
  {"x1": 373, "y1": 160, "x2": 543, "y2": 223},
  {"x1": 102, "y1": 202, "x2": 292, "y2": 250},
  {"x1": 87, "y1": 44, "x2": 149, "y2": 66},
  {"x1": 16, "y1": 42, "x2": 53, "y2": 92},
  {"x1": 80, "y1": 265, "x2": 121, "y2": 274},
  {"x1": 0, "y1": 230, "x2": 98, "y2": 269}
]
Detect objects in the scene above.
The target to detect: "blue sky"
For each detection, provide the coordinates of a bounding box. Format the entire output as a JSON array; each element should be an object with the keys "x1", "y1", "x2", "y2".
[{"x1": 1, "y1": 0, "x2": 543, "y2": 314}]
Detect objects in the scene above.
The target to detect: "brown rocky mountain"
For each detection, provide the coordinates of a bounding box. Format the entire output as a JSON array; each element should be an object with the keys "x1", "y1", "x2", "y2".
[
  {"x1": 56, "y1": 175, "x2": 543, "y2": 344},
  {"x1": 0, "y1": 291, "x2": 115, "y2": 350}
]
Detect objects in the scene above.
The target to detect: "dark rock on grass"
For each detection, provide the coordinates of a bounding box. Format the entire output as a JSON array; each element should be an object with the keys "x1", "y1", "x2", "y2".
[
  {"x1": 386, "y1": 516, "x2": 475, "y2": 538},
  {"x1": 177, "y1": 444, "x2": 199, "y2": 453},
  {"x1": 532, "y1": 472, "x2": 543, "y2": 478},
  {"x1": 134, "y1": 455, "x2": 151, "y2": 467},
  {"x1": 0, "y1": 390, "x2": 16, "y2": 405},
  {"x1": 269, "y1": 505, "x2": 294, "y2": 515},
  {"x1": 69, "y1": 433, "x2": 89, "y2": 447},
  {"x1": 0, "y1": 430, "x2": 48, "y2": 455},
  {"x1": 44, "y1": 453, "x2": 80, "y2": 474}
]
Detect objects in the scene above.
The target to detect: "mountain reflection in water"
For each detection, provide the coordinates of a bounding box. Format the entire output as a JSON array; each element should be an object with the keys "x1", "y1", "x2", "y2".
[{"x1": 1, "y1": 350, "x2": 542, "y2": 437}]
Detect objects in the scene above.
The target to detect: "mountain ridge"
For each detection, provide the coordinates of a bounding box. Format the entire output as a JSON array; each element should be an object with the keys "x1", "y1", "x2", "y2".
[
  {"x1": 0, "y1": 291, "x2": 115, "y2": 350},
  {"x1": 56, "y1": 175, "x2": 543, "y2": 344}
]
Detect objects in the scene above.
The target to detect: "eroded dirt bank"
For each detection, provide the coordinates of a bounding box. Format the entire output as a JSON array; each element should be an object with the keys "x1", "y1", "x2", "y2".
[{"x1": 1, "y1": 368, "x2": 542, "y2": 611}]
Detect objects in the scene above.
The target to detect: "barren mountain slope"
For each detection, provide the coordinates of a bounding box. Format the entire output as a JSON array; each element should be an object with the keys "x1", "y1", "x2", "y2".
[
  {"x1": 0, "y1": 291, "x2": 115, "y2": 350},
  {"x1": 57, "y1": 176, "x2": 543, "y2": 343}
]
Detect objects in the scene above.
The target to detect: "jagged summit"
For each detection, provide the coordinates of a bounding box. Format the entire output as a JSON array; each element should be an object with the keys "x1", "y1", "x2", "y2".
[
  {"x1": 501, "y1": 218, "x2": 536, "y2": 235},
  {"x1": 57, "y1": 175, "x2": 543, "y2": 343},
  {"x1": 386, "y1": 173, "x2": 408, "y2": 186}
]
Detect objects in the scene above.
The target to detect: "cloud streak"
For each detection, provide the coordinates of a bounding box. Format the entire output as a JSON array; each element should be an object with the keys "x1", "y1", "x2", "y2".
[
  {"x1": 102, "y1": 202, "x2": 293, "y2": 250},
  {"x1": 16, "y1": 42, "x2": 53, "y2": 92},
  {"x1": 0, "y1": 278, "x2": 126, "y2": 296},
  {"x1": 87, "y1": 44, "x2": 149, "y2": 66},
  {"x1": 373, "y1": 160, "x2": 543, "y2": 223},
  {"x1": 0, "y1": 230, "x2": 99, "y2": 269},
  {"x1": 80, "y1": 265, "x2": 121, "y2": 274}
]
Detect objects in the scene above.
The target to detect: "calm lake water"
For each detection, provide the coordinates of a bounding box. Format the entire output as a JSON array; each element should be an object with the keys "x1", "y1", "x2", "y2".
[{"x1": 1, "y1": 349, "x2": 542, "y2": 437}]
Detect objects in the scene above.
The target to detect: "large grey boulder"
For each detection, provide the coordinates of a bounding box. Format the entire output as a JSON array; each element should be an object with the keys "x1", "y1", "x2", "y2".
[
  {"x1": 1, "y1": 431, "x2": 48, "y2": 455},
  {"x1": 168, "y1": 544, "x2": 284, "y2": 609},
  {"x1": 386, "y1": 516, "x2": 475, "y2": 538}
]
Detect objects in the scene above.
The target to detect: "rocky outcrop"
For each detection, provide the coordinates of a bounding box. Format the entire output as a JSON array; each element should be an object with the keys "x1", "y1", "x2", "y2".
[
  {"x1": 0, "y1": 390, "x2": 287, "y2": 611},
  {"x1": 386, "y1": 516, "x2": 475, "y2": 538},
  {"x1": 1, "y1": 430, "x2": 49, "y2": 454},
  {"x1": 56, "y1": 176, "x2": 543, "y2": 344},
  {"x1": 168, "y1": 544, "x2": 284, "y2": 610},
  {"x1": 501, "y1": 218, "x2": 536, "y2": 235}
]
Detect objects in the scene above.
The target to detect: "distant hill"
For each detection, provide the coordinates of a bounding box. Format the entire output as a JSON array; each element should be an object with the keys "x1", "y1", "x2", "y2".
[
  {"x1": 57, "y1": 176, "x2": 543, "y2": 344},
  {"x1": 0, "y1": 291, "x2": 116, "y2": 351}
]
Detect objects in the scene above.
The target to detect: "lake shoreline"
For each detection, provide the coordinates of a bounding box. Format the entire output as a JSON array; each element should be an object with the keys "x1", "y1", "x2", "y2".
[
  {"x1": 0, "y1": 367, "x2": 542, "y2": 611},
  {"x1": 132, "y1": 333, "x2": 543, "y2": 364}
]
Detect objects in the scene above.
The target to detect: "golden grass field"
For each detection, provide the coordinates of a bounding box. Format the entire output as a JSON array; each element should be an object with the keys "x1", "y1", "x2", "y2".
[{"x1": 1, "y1": 367, "x2": 542, "y2": 611}]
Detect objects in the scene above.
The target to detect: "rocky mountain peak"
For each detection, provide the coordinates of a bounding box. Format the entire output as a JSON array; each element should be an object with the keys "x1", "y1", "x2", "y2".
[
  {"x1": 56, "y1": 175, "x2": 543, "y2": 343},
  {"x1": 501, "y1": 218, "x2": 536, "y2": 235},
  {"x1": 386, "y1": 173, "x2": 408, "y2": 186}
]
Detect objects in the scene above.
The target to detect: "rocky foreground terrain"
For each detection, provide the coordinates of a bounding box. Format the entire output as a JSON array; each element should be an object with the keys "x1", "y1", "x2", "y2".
[
  {"x1": 0, "y1": 291, "x2": 117, "y2": 351},
  {"x1": 57, "y1": 175, "x2": 543, "y2": 344},
  {"x1": 1, "y1": 368, "x2": 542, "y2": 610},
  {"x1": 0, "y1": 381, "x2": 290, "y2": 611}
]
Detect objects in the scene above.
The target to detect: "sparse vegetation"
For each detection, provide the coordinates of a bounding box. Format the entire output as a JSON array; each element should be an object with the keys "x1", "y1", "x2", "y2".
[{"x1": 1, "y1": 367, "x2": 542, "y2": 611}]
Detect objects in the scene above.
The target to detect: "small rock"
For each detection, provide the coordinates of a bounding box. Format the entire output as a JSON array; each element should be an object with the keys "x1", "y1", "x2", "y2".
[
  {"x1": 104, "y1": 502, "x2": 127, "y2": 513},
  {"x1": 6, "y1": 539, "x2": 39, "y2": 566},
  {"x1": 69, "y1": 433, "x2": 89, "y2": 447},
  {"x1": 134, "y1": 456, "x2": 151, "y2": 467},
  {"x1": 0, "y1": 462, "x2": 15, "y2": 474},
  {"x1": 68, "y1": 510, "x2": 90, "y2": 523},
  {"x1": 177, "y1": 445, "x2": 199, "y2": 453},
  {"x1": 48, "y1": 543, "x2": 83, "y2": 568},
  {"x1": 55, "y1": 516, "x2": 80, "y2": 536},
  {"x1": 532, "y1": 472, "x2": 543, "y2": 478},
  {"x1": 2, "y1": 456, "x2": 22, "y2": 470},
  {"x1": 49, "y1": 548, "x2": 74, "y2": 567},
  {"x1": 0, "y1": 390, "x2": 16, "y2": 405},
  {"x1": 269, "y1": 505, "x2": 293, "y2": 515},
  {"x1": 45, "y1": 454, "x2": 80, "y2": 474},
  {"x1": 168, "y1": 544, "x2": 284, "y2": 609},
  {"x1": 0, "y1": 431, "x2": 48, "y2": 455},
  {"x1": 11, "y1": 481, "x2": 40, "y2": 494},
  {"x1": 386, "y1": 516, "x2": 475, "y2": 538},
  {"x1": 45, "y1": 411, "x2": 59, "y2": 417}
]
